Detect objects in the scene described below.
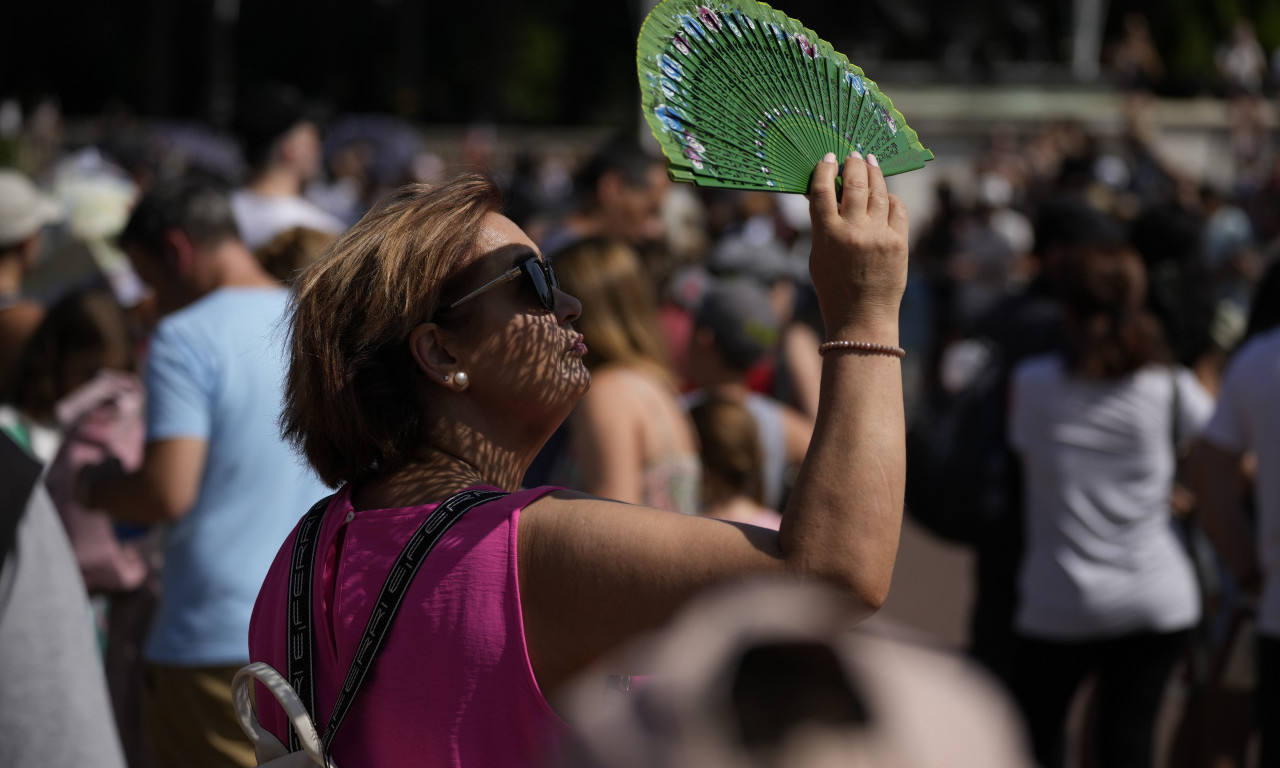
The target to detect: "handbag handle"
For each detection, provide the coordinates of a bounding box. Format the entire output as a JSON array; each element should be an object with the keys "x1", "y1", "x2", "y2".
[{"x1": 233, "y1": 662, "x2": 331, "y2": 768}]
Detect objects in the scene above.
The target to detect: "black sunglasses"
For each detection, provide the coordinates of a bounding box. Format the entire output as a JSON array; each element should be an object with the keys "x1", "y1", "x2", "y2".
[{"x1": 445, "y1": 254, "x2": 559, "y2": 312}]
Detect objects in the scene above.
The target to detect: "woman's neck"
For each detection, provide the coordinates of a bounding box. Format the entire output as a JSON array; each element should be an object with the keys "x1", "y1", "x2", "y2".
[{"x1": 352, "y1": 443, "x2": 526, "y2": 511}]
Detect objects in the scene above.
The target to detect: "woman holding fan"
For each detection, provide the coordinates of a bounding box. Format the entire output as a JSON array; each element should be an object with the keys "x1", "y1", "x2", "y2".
[{"x1": 248, "y1": 151, "x2": 909, "y2": 767}]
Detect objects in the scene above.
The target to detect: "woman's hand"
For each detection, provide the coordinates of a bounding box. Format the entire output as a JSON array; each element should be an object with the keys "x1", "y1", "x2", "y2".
[{"x1": 807, "y1": 152, "x2": 909, "y2": 339}]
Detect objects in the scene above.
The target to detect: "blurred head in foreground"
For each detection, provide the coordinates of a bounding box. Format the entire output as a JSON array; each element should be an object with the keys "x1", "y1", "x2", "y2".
[{"x1": 556, "y1": 578, "x2": 1033, "y2": 768}]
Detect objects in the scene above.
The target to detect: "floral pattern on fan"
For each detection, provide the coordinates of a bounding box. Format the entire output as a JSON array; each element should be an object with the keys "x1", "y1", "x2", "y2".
[{"x1": 638, "y1": 0, "x2": 934, "y2": 193}]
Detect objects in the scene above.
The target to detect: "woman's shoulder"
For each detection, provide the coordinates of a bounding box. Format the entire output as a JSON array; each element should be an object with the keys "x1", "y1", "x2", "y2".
[
  {"x1": 585, "y1": 365, "x2": 678, "y2": 409},
  {"x1": 584, "y1": 365, "x2": 698, "y2": 454},
  {"x1": 595, "y1": 363, "x2": 674, "y2": 389}
]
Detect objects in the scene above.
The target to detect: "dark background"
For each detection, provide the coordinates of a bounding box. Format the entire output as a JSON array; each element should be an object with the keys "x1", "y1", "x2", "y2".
[{"x1": 3, "y1": 0, "x2": 1278, "y2": 126}]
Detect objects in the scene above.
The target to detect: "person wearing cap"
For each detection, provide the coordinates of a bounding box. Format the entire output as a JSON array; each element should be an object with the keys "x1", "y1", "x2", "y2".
[
  {"x1": 684, "y1": 278, "x2": 814, "y2": 512},
  {"x1": 0, "y1": 168, "x2": 62, "y2": 391},
  {"x1": 707, "y1": 231, "x2": 824, "y2": 420},
  {"x1": 707, "y1": 232, "x2": 809, "y2": 322},
  {"x1": 229, "y1": 82, "x2": 345, "y2": 252}
]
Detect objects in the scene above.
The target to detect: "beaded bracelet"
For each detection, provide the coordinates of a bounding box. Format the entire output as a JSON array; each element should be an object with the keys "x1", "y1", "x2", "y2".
[{"x1": 818, "y1": 340, "x2": 906, "y2": 358}]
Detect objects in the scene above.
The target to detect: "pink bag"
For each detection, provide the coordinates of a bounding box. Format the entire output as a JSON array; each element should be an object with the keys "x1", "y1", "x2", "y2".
[{"x1": 44, "y1": 370, "x2": 150, "y2": 594}]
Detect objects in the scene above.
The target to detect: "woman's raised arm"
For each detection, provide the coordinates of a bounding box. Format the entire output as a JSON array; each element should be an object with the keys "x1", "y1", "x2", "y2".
[
  {"x1": 519, "y1": 152, "x2": 909, "y2": 695},
  {"x1": 778, "y1": 150, "x2": 909, "y2": 604}
]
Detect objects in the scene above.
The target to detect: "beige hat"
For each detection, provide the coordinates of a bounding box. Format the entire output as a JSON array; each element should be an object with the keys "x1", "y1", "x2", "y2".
[
  {"x1": 0, "y1": 169, "x2": 63, "y2": 246},
  {"x1": 559, "y1": 578, "x2": 1034, "y2": 768}
]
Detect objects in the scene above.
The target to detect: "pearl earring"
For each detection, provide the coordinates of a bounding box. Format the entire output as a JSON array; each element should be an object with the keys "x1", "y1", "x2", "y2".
[{"x1": 454, "y1": 371, "x2": 469, "y2": 387}]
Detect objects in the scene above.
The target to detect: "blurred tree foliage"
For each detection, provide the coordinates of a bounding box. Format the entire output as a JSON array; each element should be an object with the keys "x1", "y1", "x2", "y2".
[{"x1": 1112, "y1": 0, "x2": 1280, "y2": 93}]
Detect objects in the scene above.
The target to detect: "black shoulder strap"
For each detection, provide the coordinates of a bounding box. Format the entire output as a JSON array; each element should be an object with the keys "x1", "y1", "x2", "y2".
[
  {"x1": 285, "y1": 494, "x2": 332, "y2": 754},
  {"x1": 285, "y1": 488, "x2": 508, "y2": 754}
]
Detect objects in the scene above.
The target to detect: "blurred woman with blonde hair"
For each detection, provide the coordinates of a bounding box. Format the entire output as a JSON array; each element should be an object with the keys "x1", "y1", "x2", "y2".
[{"x1": 549, "y1": 236, "x2": 700, "y2": 514}]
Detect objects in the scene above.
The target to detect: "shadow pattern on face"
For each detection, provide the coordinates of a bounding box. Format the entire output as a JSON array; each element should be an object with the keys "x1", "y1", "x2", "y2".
[{"x1": 367, "y1": 243, "x2": 590, "y2": 500}]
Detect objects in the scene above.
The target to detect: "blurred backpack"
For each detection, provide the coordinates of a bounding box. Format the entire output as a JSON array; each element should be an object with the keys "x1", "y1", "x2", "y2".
[{"x1": 904, "y1": 338, "x2": 1016, "y2": 545}]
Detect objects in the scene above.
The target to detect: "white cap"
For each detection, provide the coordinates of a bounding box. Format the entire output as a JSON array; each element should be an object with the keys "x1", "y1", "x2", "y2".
[{"x1": 0, "y1": 169, "x2": 63, "y2": 246}]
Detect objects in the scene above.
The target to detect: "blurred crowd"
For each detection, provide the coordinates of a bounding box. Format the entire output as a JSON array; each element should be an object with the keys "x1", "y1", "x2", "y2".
[{"x1": 2, "y1": 51, "x2": 1280, "y2": 768}]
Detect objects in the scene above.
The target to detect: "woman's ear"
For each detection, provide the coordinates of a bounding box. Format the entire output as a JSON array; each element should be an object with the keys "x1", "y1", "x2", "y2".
[{"x1": 408, "y1": 322, "x2": 459, "y2": 386}]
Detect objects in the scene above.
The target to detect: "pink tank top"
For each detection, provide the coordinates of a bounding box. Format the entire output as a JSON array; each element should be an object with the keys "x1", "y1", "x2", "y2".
[{"x1": 248, "y1": 485, "x2": 568, "y2": 768}]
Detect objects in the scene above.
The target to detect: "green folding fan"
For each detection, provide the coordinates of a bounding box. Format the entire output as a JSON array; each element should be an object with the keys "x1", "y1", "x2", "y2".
[{"x1": 637, "y1": 0, "x2": 933, "y2": 192}]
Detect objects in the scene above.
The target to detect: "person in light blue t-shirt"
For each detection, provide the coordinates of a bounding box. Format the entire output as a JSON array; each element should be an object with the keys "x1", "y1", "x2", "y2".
[{"x1": 77, "y1": 178, "x2": 327, "y2": 768}]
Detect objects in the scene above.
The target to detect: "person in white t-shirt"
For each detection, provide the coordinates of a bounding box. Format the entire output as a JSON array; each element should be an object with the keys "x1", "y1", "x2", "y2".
[
  {"x1": 1007, "y1": 243, "x2": 1213, "y2": 768},
  {"x1": 229, "y1": 83, "x2": 345, "y2": 252}
]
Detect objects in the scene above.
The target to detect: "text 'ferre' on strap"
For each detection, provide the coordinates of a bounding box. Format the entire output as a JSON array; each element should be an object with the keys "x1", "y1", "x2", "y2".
[{"x1": 284, "y1": 488, "x2": 508, "y2": 755}]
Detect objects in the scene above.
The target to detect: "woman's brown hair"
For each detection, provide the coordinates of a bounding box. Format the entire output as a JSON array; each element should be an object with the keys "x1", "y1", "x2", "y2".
[
  {"x1": 1058, "y1": 244, "x2": 1172, "y2": 378},
  {"x1": 689, "y1": 395, "x2": 765, "y2": 506},
  {"x1": 6, "y1": 287, "x2": 135, "y2": 421},
  {"x1": 281, "y1": 174, "x2": 503, "y2": 487},
  {"x1": 550, "y1": 237, "x2": 676, "y2": 387},
  {"x1": 254, "y1": 226, "x2": 339, "y2": 284}
]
